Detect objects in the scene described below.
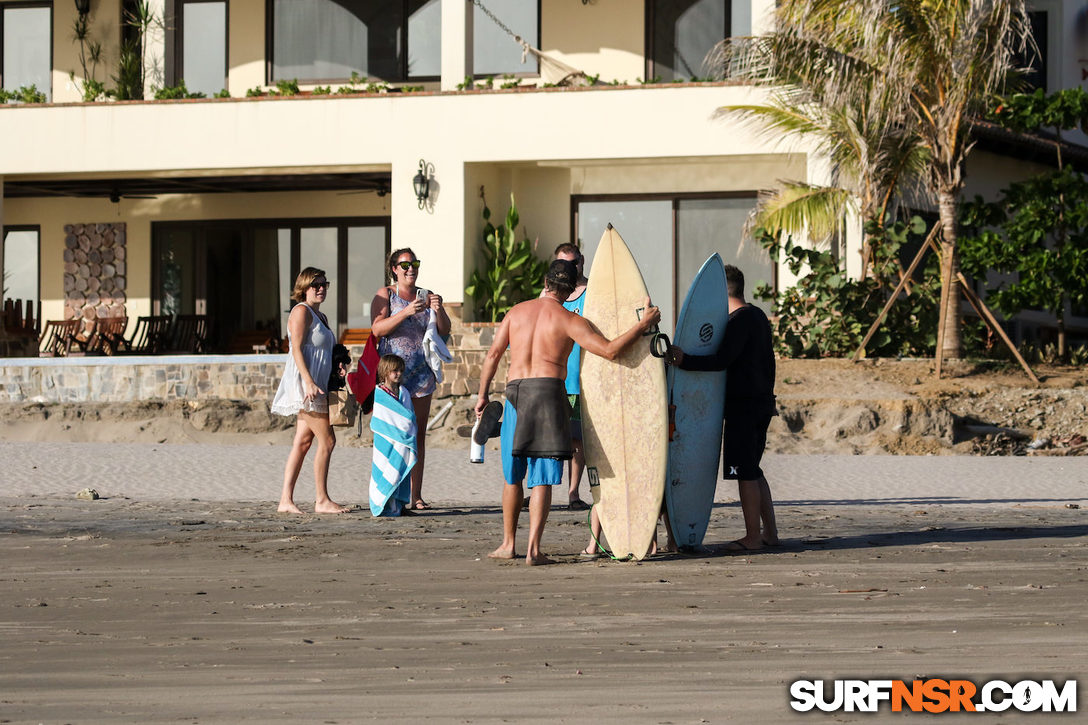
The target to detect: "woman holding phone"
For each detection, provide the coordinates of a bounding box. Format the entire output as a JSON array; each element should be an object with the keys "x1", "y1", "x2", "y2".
[{"x1": 371, "y1": 248, "x2": 451, "y2": 510}]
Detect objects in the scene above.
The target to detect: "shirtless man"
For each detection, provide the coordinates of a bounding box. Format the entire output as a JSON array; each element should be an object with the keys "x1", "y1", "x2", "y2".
[{"x1": 476, "y1": 259, "x2": 661, "y2": 565}]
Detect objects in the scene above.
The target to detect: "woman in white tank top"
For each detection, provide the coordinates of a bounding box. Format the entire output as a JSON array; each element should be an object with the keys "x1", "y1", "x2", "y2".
[{"x1": 272, "y1": 267, "x2": 348, "y2": 514}]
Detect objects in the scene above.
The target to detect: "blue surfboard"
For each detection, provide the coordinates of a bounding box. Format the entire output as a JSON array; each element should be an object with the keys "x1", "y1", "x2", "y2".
[{"x1": 665, "y1": 254, "x2": 728, "y2": 549}]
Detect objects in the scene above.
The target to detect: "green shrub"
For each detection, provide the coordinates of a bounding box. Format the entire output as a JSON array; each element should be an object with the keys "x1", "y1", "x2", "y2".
[
  {"x1": 754, "y1": 219, "x2": 982, "y2": 358},
  {"x1": 465, "y1": 192, "x2": 549, "y2": 322},
  {"x1": 273, "y1": 79, "x2": 300, "y2": 96},
  {"x1": 153, "y1": 80, "x2": 205, "y2": 100},
  {"x1": 0, "y1": 85, "x2": 47, "y2": 104}
]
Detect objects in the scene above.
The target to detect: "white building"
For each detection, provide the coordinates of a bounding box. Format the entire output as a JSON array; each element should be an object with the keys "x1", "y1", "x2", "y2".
[{"x1": 0, "y1": 0, "x2": 1083, "y2": 355}]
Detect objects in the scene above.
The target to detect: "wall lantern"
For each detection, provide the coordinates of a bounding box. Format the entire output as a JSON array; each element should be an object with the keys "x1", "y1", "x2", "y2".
[
  {"x1": 74, "y1": 0, "x2": 91, "y2": 17},
  {"x1": 413, "y1": 159, "x2": 433, "y2": 209}
]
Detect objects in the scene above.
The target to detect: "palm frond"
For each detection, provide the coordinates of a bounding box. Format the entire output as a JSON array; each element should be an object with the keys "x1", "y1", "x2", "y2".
[{"x1": 751, "y1": 182, "x2": 855, "y2": 246}]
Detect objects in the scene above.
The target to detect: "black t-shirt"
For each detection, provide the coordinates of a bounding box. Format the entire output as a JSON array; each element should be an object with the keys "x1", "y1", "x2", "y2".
[{"x1": 680, "y1": 303, "x2": 776, "y2": 418}]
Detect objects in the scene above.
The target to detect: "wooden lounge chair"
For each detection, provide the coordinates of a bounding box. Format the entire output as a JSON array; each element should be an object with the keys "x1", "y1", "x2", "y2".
[
  {"x1": 227, "y1": 329, "x2": 278, "y2": 354},
  {"x1": 123, "y1": 315, "x2": 173, "y2": 354},
  {"x1": 166, "y1": 314, "x2": 208, "y2": 353},
  {"x1": 38, "y1": 319, "x2": 82, "y2": 357},
  {"x1": 2, "y1": 298, "x2": 39, "y2": 356},
  {"x1": 82, "y1": 316, "x2": 129, "y2": 356},
  {"x1": 339, "y1": 328, "x2": 372, "y2": 347}
]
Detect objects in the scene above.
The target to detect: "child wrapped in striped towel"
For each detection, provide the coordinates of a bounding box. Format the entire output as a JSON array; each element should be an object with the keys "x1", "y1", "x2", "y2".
[{"x1": 369, "y1": 355, "x2": 418, "y2": 516}]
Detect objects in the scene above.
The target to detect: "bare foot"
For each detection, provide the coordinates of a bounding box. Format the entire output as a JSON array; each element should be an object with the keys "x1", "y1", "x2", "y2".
[
  {"x1": 724, "y1": 538, "x2": 762, "y2": 552},
  {"x1": 277, "y1": 501, "x2": 304, "y2": 514},
  {"x1": 526, "y1": 554, "x2": 555, "y2": 566},
  {"x1": 762, "y1": 536, "x2": 782, "y2": 547},
  {"x1": 314, "y1": 501, "x2": 349, "y2": 514},
  {"x1": 488, "y1": 546, "x2": 516, "y2": 560}
]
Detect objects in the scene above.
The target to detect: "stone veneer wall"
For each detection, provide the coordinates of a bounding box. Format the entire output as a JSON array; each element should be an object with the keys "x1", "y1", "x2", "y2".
[
  {"x1": 0, "y1": 305, "x2": 509, "y2": 404},
  {"x1": 0, "y1": 357, "x2": 285, "y2": 404}
]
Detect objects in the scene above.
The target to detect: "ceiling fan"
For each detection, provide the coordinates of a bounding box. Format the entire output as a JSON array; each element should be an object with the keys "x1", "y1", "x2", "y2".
[
  {"x1": 337, "y1": 184, "x2": 390, "y2": 197},
  {"x1": 109, "y1": 188, "x2": 157, "y2": 203}
]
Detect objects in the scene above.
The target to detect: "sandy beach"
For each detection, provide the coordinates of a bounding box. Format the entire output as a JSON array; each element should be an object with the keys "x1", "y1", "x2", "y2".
[{"x1": 1, "y1": 440, "x2": 1086, "y2": 723}]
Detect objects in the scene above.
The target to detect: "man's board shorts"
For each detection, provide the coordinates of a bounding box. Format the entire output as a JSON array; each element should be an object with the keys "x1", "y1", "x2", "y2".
[
  {"x1": 500, "y1": 378, "x2": 572, "y2": 488},
  {"x1": 721, "y1": 411, "x2": 774, "y2": 481}
]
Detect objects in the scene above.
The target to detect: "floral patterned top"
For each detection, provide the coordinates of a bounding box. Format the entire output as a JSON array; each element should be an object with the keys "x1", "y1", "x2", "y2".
[{"x1": 378, "y1": 287, "x2": 436, "y2": 398}]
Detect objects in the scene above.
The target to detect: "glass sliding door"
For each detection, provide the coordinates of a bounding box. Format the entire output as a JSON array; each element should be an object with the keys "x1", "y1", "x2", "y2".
[
  {"x1": 346, "y1": 225, "x2": 388, "y2": 327},
  {"x1": 154, "y1": 218, "x2": 387, "y2": 352},
  {"x1": 2, "y1": 4, "x2": 52, "y2": 101},
  {"x1": 157, "y1": 227, "x2": 198, "y2": 316},
  {"x1": 473, "y1": 0, "x2": 538, "y2": 76},
  {"x1": 2, "y1": 227, "x2": 40, "y2": 307},
  {"x1": 676, "y1": 197, "x2": 772, "y2": 313},
  {"x1": 648, "y1": 0, "x2": 729, "y2": 82},
  {"x1": 576, "y1": 200, "x2": 675, "y2": 334},
  {"x1": 574, "y1": 194, "x2": 765, "y2": 334},
  {"x1": 269, "y1": 228, "x2": 293, "y2": 338},
  {"x1": 407, "y1": 0, "x2": 441, "y2": 78},
  {"x1": 300, "y1": 227, "x2": 340, "y2": 333},
  {"x1": 180, "y1": 0, "x2": 227, "y2": 96}
]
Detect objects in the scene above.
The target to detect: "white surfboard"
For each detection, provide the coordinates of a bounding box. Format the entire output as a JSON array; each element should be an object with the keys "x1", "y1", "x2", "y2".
[
  {"x1": 665, "y1": 253, "x2": 728, "y2": 549},
  {"x1": 580, "y1": 225, "x2": 668, "y2": 560}
]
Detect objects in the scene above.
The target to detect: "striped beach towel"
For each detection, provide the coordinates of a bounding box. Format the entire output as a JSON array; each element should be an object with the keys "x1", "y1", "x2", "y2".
[{"x1": 369, "y1": 385, "x2": 418, "y2": 516}]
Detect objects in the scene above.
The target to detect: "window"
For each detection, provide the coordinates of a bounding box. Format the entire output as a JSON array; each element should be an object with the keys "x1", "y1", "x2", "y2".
[
  {"x1": 647, "y1": 0, "x2": 729, "y2": 82},
  {"x1": 153, "y1": 218, "x2": 389, "y2": 351},
  {"x1": 269, "y1": 0, "x2": 440, "y2": 83},
  {"x1": 472, "y1": 0, "x2": 538, "y2": 77},
  {"x1": 1, "y1": 3, "x2": 52, "y2": 101},
  {"x1": 3, "y1": 226, "x2": 40, "y2": 307},
  {"x1": 170, "y1": 0, "x2": 228, "y2": 96},
  {"x1": 574, "y1": 194, "x2": 771, "y2": 336}
]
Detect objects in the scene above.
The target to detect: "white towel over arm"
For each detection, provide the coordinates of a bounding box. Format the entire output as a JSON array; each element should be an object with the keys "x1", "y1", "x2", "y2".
[{"x1": 422, "y1": 310, "x2": 453, "y2": 384}]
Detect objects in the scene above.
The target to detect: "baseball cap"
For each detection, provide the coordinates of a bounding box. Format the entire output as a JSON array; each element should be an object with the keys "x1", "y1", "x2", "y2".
[{"x1": 546, "y1": 259, "x2": 577, "y2": 289}]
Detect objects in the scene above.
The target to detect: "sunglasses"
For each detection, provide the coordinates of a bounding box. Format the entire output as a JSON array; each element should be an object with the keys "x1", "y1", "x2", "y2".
[
  {"x1": 309, "y1": 280, "x2": 330, "y2": 289},
  {"x1": 395, "y1": 260, "x2": 421, "y2": 271}
]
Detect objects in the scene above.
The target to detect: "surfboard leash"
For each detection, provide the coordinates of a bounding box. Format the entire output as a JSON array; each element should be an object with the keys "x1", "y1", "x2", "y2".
[{"x1": 586, "y1": 505, "x2": 633, "y2": 562}]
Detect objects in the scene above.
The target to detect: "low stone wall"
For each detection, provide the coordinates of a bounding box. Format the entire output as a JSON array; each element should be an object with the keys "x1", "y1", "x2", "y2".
[
  {"x1": 0, "y1": 305, "x2": 507, "y2": 404},
  {"x1": 0, "y1": 356, "x2": 285, "y2": 404}
]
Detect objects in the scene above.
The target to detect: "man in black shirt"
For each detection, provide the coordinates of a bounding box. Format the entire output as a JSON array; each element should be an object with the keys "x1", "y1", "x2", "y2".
[{"x1": 666, "y1": 265, "x2": 780, "y2": 552}]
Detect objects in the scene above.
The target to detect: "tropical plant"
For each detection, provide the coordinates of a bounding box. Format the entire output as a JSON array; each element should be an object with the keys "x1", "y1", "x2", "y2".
[
  {"x1": 272, "y1": 79, "x2": 300, "y2": 96},
  {"x1": 755, "y1": 219, "x2": 959, "y2": 358},
  {"x1": 0, "y1": 85, "x2": 48, "y2": 104},
  {"x1": 959, "y1": 89, "x2": 1088, "y2": 360},
  {"x1": 72, "y1": 7, "x2": 105, "y2": 101},
  {"x1": 113, "y1": 1, "x2": 161, "y2": 100},
  {"x1": 336, "y1": 72, "x2": 367, "y2": 94},
  {"x1": 711, "y1": 10, "x2": 928, "y2": 284},
  {"x1": 153, "y1": 80, "x2": 205, "y2": 100},
  {"x1": 464, "y1": 191, "x2": 549, "y2": 322},
  {"x1": 719, "y1": 0, "x2": 1031, "y2": 362},
  {"x1": 112, "y1": 38, "x2": 143, "y2": 100}
]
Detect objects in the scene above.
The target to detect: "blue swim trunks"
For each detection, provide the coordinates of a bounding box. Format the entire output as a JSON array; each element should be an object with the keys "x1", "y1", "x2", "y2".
[{"x1": 500, "y1": 398, "x2": 563, "y2": 488}]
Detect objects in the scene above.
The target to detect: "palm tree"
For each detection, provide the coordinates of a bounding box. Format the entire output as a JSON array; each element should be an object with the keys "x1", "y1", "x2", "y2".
[
  {"x1": 712, "y1": 22, "x2": 927, "y2": 283},
  {"x1": 764, "y1": 0, "x2": 1031, "y2": 360}
]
